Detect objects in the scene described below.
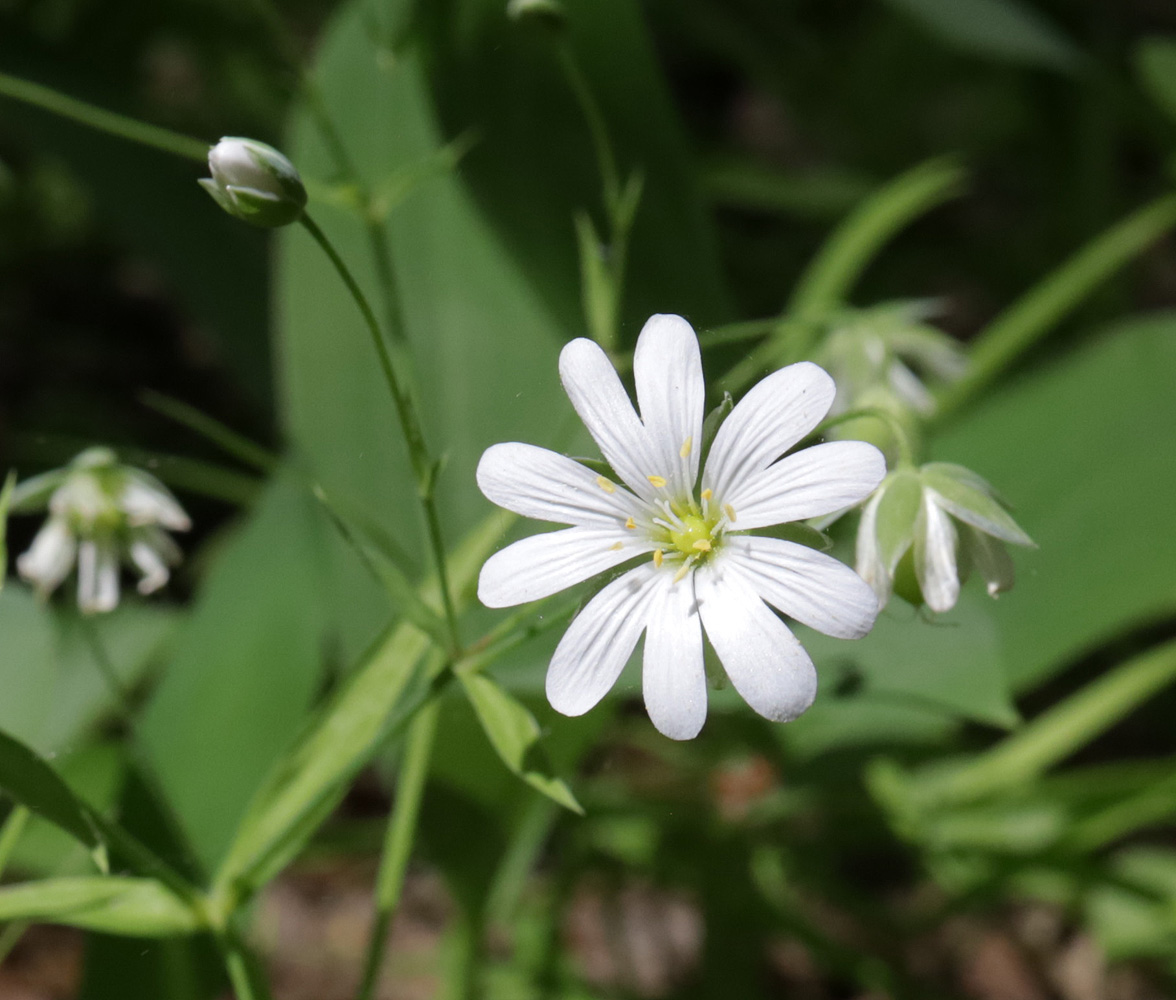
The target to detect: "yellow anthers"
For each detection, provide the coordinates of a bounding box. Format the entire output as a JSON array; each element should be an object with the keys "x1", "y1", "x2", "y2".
[
  {"x1": 692, "y1": 539, "x2": 711, "y2": 553},
  {"x1": 700, "y1": 488, "x2": 713, "y2": 501},
  {"x1": 647, "y1": 474, "x2": 667, "y2": 488},
  {"x1": 723, "y1": 503, "x2": 737, "y2": 523},
  {"x1": 673, "y1": 559, "x2": 693, "y2": 584},
  {"x1": 596, "y1": 475, "x2": 616, "y2": 494},
  {"x1": 624, "y1": 516, "x2": 636, "y2": 530},
  {"x1": 679, "y1": 436, "x2": 693, "y2": 458},
  {"x1": 609, "y1": 541, "x2": 624, "y2": 552},
  {"x1": 652, "y1": 549, "x2": 664, "y2": 568}
]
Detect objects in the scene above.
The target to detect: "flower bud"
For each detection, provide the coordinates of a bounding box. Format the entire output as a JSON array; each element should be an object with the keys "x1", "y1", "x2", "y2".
[
  {"x1": 856, "y1": 462, "x2": 1033, "y2": 614},
  {"x1": 506, "y1": 0, "x2": 566, "y2": 30},
  {"x1": 199, "y1": 137, "x2": 307, "y2": 228}
]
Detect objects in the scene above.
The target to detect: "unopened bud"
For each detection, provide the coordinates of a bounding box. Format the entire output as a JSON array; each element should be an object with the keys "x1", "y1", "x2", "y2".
[
  {"x1": 506, "y1": 0, "x2": 566, "y2": 30},
  {"x1": 199, "y1": 137, "x2": 307, "y2": 228}
]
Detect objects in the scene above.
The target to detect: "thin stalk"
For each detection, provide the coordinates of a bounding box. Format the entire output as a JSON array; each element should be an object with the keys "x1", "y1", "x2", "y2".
[
  {"x1": 788, "y1": 156, "x2": 966, "y2": 320},
  {"x1": 80, "y1": 618, "x2": 135, "y2": 727},
  {"x1": 0, "y1": 807, "x2": 29, "y2": 878},
  {"x1": 557, "y1": 45, "x2": 620, "y2": 212},
  {"x1": 923, "y1": 638, "x2": 1176, "y2": 805},
  {"x1": 355, "y1": 699, "x2": 440, "y2": 1000},
  {"x1": 140, "y1": 391, "x2": 276, "y2": 473},
  {"x1": 936, "y1": 193, "x2": 1176, "y2": 421},
  {"x1": 0, "y1": 71, "x2": 208, "y2": 161},
  {"x1": 299, "y1": 214, "x2": 460, "y2": 651},
  {"x1": 220, "y1": 931, "x2": 272, "y2": 1000}
]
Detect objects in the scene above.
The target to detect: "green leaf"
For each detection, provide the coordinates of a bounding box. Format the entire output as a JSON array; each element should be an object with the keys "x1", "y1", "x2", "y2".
[
  {"x1": 213, "y1": 511, "x2": 510, "y2": 897},
  {"x1": 0, "y1": 586, "x2": 58, "y2": 753},
  {"x1": 459, "y1": 672, "x2": 582, "y2": 814},
  {"x1": 0, "y1": 729, "x2": 104, "y2": 861},
  {"x1": 139, "y1": 471, "x2": 329, "y2": 871},
  {"x1": 0, "y1": 877, "x2": 201, "y2": 937},
  {"x1": 882, "y1": 0, "x2": 1082, "y2": 72},
  {"x1": 1136, "y1": 37, "x2": 1176, "y2": 125},
  {"x1": 279, "y1": 0, "x2": 568, "y2": 663},
  {"x1": 933, "y1": 311, "x2": 1176, "y2": 690}
]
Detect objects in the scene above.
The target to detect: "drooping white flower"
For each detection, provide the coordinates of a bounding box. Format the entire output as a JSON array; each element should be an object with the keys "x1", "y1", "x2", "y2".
[
  {"x1": 10, "y1": 448, "x2": 190, "y2": 614},
  {"x1": 476, "y1": 314, "x2": 886, "y2": 740},
  {"x1": 856, "y1": 463, "x2": 1033, "y2": 614}
]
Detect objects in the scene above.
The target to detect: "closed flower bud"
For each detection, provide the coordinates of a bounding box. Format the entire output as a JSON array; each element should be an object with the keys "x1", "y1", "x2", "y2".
[
  {"x1": 199, "y1": 137, "x2": 307, "y2": 228},
  {"x1": 506, "y1": 0, "x2": 566, "y2": 30},
  {"x1": 856, "y1": 462, "x2": 1033, "y2": 614}
]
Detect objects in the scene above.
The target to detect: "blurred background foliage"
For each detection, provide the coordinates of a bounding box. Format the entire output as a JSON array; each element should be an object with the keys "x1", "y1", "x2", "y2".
[{"x1": 3, "y1": 0, "x2": 1176, "y2": 997}]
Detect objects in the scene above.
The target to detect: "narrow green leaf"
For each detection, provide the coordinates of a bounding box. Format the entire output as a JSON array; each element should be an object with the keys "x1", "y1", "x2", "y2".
[
  {"x1": 788, "y1": 157, "x2": 967, "y2": 320},
  {"x1": 0, "y1": 730, "x2": 103, "y2": 858},
  {"x1": 938, "y1": 195, "x2": 1176, "y2": 419},
  {"x1": 138, "y1": 390, "x2": 276, "y2": 474},
  {"x1": 0, "y1": 877, "x2": 202, "y2": 937},
  {"x1": 213, "y1": 510, "x2": 512, "y2": 897},
  {"x1": 882, "y1": 0, "x2": 1082, "y2": 72},
  {"x1": 1137, "y1": 38, "x2": 1176, "y2": 125},
  {"x1": 574, "y1": 210, "x2": 616, "y2": 349},
  {"x1": 459, "y1": 672, "x2": 583, "y2": 815}
]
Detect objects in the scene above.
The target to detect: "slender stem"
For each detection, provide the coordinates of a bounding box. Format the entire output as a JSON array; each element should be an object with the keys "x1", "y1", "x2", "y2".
[
  {"x1": 220, "y1": 932, "x2": 271, "y2": 1000},
  {"x1": 0, "y1": 71, "x2": 208, "y2": 161},
  {"x1": 788, "y1": 156, "x2": 966, "y2": 320},
  {"x1": 80, "y1": 617, "x2": 135, "y2": 727},
  {"x1": 355, "y1": 700, "x2": 440, "y2": 1000},
  {"x1": 935, "y1": 193, "x2": 1176, "y2": 422},
  {"x1": 0, "y1": 807, "x2": 29, "y2": 878},
  {"x1": 140, "y1": 391, "x2": 276, "y2": 473},
  {"x1": 557, "y1": 44, "x2": 620, "y2": 212},
  {"x1": 299, "y1": 214, "x2": 460, "y2": 651}
]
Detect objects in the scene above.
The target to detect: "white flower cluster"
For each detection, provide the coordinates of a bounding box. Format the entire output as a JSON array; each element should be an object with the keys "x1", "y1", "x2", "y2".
[
  {"x1": 476, "y1": 315, "x2": 886, "y2": 739},
  {"x1": 11, "y1": 448, "x2": 190, "y2": 614}
]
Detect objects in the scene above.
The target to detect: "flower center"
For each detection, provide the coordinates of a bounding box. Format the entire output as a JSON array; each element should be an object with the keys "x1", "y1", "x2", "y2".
[{"x1": 669, "y1": 513, "x2": 715, "y2": 556}]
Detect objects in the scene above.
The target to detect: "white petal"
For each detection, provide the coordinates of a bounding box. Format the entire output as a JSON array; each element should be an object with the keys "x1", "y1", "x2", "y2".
[
  {"x1": 721, "y1": 441, "x2": 885, "y2": 531},
  {"x1": 633, "y1": 314, "x2": 705, "y2": 498},
  {"x1": 478, "y1": 525, "x2": 650, "y2": 608},
  {"x1": 120, "y1": 475, "x2": 191, "y2": 530},
  {"x1": 703, "y1": 361, "x2": 835, "y2": 503},
  {"x1": 642, "y1": 572, "x2": 706, "y2": 740},
  {"x1": 695, "y1": 558, "x2": 817, "y2": 723},
  {"x1": 559, "y1": 338, "x2": 663, "y2": 501},
  {"x1": 16, "y1": 518, "x2": 76, "y2": 594},
  {"x1": 915, "y1": 495, "x2": 959, "y2": 613},
  {"x1": 476, "y1": 442, "x2": 643, "y2": 527},
  {"x1": 725, "y1": 535, "x2": 877, "y2": 639},
  {"x1": 887, "y1": 361, "x2": 935, "y2": 415},
  {"x1": 854, "y1": 490, "x2": 892, "y2": 605},
  {"x1": 130, "y1": 539, "x2": 171, "y2": 595},
  {"x1": 546, "y1": 563, "x2": 661, "y2": 717},
  {"x1": 77, "y1": 540, "x2": 119, "y2": 614}
]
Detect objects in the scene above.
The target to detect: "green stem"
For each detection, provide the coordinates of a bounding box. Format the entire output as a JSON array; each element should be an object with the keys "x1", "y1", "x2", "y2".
[
  {"x1": 925, "y1": 638, "x2": 1176, "y2": 805},
  {"x1": 299, "y1": 214, "x2": 460, "y2": 652},
  {"x1": 220, "y1": 932, "x2": 271, "y2": 1000},
  {"x1": 788, "y1": 156, "x2": 966, "y2": 320},
  {"x1": 140, "y1": 391, "x2": 276, "y2": 473},
  {"x1": 80, "y1": 618, "x2": 135, "y2": 727},
  {"x1": 558, "y1": 44, "x2": 620, "y2": 212},
  {"x1": 936, "y1": 193, "x2": 1176, "y2": 421},
  {"x1": 0, "y1": 807, "x2": 29, "y2": 878},
  {"x1": 355, "y1": 700, "x2": 440, "y2": 1000},
  {"x1": 0, "y1": 71, "x2": 208, "y2": 161}
]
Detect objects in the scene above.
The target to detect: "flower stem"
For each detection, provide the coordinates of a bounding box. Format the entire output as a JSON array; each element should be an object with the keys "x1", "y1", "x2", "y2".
[
  {"x1": 354, "y1": 699, "x2": 440, "y2": 1000},
  {"x1": 220, "y1": 931, "x2": 272, "y2": 1000},
  {"x1": 0, "y1": 71, "x2": 208, "y2": 161},
  {"x1": 299, "y1": 214, "x2": 461, "y2": 653}
]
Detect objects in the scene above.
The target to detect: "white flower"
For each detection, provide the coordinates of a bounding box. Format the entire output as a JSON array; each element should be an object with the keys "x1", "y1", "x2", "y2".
[
  {"x1": 856, "y1": 463, "x2": 1033, "y2": 614},
  {"x1": 12, "y1": 448, "x2": 190, "y2": 614},
  {"x1": 476, "y1": 315, "x2": 886, "y2": 740},
  {"x1": 199, "y1": 137, "x2": 307, "y2": 228}
]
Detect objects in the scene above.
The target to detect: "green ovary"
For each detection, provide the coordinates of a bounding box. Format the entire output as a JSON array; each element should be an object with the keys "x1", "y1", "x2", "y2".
[{"x1": 669, "y1": 513, "x2": 717, "y2": 556}]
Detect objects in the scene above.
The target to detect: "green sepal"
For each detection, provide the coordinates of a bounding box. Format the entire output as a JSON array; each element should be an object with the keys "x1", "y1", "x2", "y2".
[{"x1": 874, "y1": 470, "x2": 922, "y2": 570}]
